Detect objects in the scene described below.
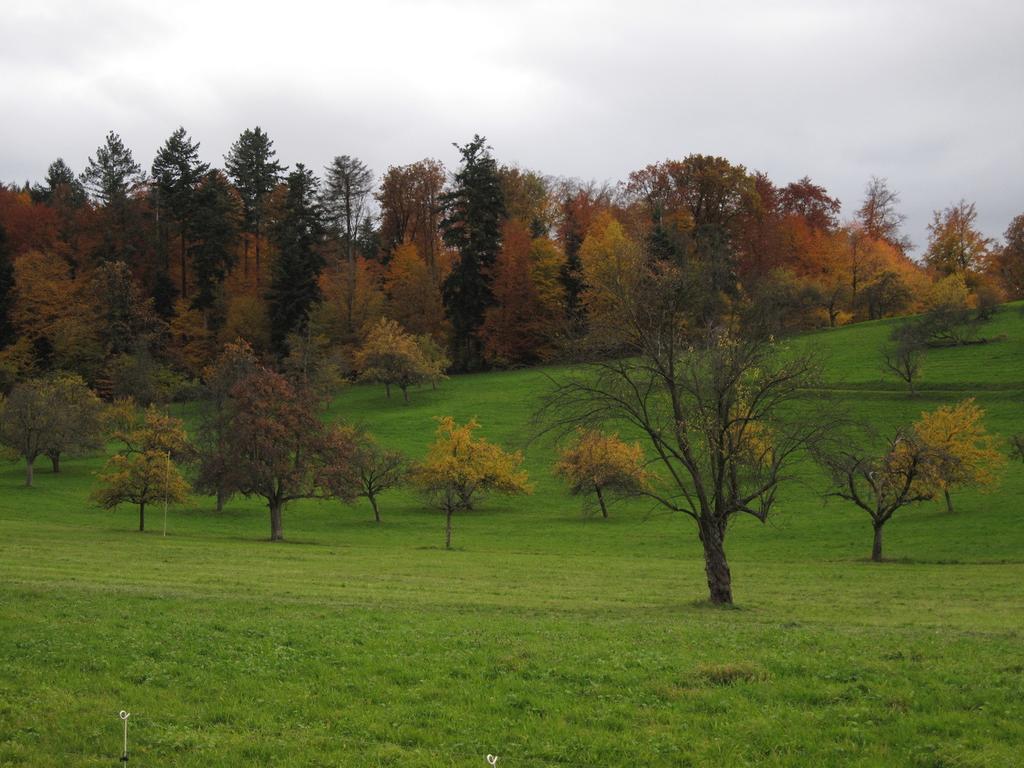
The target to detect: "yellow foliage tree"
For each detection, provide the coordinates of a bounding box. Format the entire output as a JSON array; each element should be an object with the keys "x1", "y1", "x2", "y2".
[
  {"x1": 93, "y1": 404, "x2": 192, "y2": 531},
  {"x1": 219, "y1": 294, "x2": 271, "y2": 355},
  {"x1": 92, "y1": 451, "x2": 191, "y2": 532},
  {"x1": 923, "y1": 273, "x2": 971, "y2": 313},
  {"x1": 412, "y1": 417, "x2": 531, "y2": 549},
  {"x1": 555, "y1": 428, "x2": 651, "y2": 517},
  {"x1": 579, "y1": 212, "x2": 645, "y2": 346},
  {"x1": 355, "y1": 317, "x2": 432, "y2": 402},
  {"x1": 913, "y1": 398, "x2": 1006, "y2": 512},
  {"x1": 167, "y1": 299, "x2": 213, "y2": 378}
]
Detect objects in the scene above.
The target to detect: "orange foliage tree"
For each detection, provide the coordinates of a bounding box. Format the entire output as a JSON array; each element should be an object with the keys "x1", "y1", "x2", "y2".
[
  {"x1": 482, "y1": 220, "x2": 565, "y2": 365},
  {"x1": 383, "y1": 242, "x2": 447, "y2": 339}
]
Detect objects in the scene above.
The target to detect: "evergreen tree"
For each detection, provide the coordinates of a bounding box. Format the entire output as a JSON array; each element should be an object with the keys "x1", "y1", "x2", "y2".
[
  {"x1": 150, "y1": 271, "x2": 178, "y2": 320},
  {"x1": 224, "y1": 127, "x2": 284, "y2": 282},
  {"x1": 151, "y1": 127, "x2": 210, "y2": 297},
  {"x1": 267, "y1": 164, "x2": 326, "y2": 355},
  {"x1": 35, "y1": 158, "x2": 85, "y2": 206},
  {"x1": 440, "y1": 135, "x2": 505, "y2": 371},
  {"x1": 559, "y1": 244, "x2": 587, "y2": 339},
  {"x1": 33, "y1": 159, "x2": 87, "y2": 274},
  {"x1": 188, "y1": 171, "x2": 240, "y2": 322},
  {"x1": 80, "y1": 131, "x2": 146, "y2": 263},
  {"x1": 81, "y1": 131, "x2": 144, "y2": 206},
  {"x1": 0, "y1": 224, "x2": 15, "y2": 349}
]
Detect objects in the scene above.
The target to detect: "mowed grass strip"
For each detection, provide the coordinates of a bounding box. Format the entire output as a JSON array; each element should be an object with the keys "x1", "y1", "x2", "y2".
[{"x1": 1, "y1": 305, "x2": 1023, "y2": 766}]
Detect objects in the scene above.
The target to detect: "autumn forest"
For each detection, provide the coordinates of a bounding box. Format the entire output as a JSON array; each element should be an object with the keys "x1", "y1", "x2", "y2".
[{"x1": 1, "y1": 127, "x2": 1021, "y2": 398}]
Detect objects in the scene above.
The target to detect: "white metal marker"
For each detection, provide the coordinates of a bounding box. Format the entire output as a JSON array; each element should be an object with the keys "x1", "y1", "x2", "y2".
[{"x1": 119, "y1": 710, "x2": 130, "y2": 763}]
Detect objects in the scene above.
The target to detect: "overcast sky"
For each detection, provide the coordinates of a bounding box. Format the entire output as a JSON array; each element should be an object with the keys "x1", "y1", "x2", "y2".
[{"x1": 3, "y1": 0, "x2": 1022, "y2": 252}]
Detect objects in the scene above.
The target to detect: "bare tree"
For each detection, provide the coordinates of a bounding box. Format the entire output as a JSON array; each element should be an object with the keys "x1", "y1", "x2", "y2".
[
  {"x1": 882, "y1": 324, "x2": 926, "y2": 395},
  {"x1": 817, "y1": 429, "x2": 939, "y2": 561},
  {"x1": 538, "y1": 263, "x2": 830, "y2": 605},
  {"x1": 1011, "y1": 434, "x2": 1024, "y2": 463},
  {"x1": 324, "y1": 155, "x2": 374, "y2": 271},
  {"x1": 323, "y1": 155, "x2": 375, "y2": 331},
  {"x1": 856, "y1": 176, "x2": 912, "y2": 252},
  {"x1": 345, "y1": 428, "x2": 407, "y2": 523}
]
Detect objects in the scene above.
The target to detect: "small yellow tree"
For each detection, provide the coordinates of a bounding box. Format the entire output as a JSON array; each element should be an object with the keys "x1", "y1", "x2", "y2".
[
  {"x1": 412, "y1": 417, "x2": 531, "y2": 549},
  {"x1": 355, "y1": 318, "x2": 431, "y2": 402},
  {"x1": 92, "y1": 451, "x2": 191, "y2": 532},
  {"x1": 555, "y1": 428, "x2": 651, "y2": 518},
  {"x1": 93, "y1": 404, "x2": 192, "y2": 531},
  {"x1": 913, "y1": 398, "x2": 1006, "y2": 513}
]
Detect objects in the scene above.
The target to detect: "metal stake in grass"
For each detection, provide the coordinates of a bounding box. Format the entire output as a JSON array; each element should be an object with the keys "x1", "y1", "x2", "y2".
[
  {"x1": 118, "y1": 710, "x2": 130, "y2": 763},
  {"x1": 163, "y1": 450, "x2": 170, "y2": 538}
]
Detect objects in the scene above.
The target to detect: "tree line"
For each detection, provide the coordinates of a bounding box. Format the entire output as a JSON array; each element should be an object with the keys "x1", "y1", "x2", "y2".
[{"x1": 1, "y1": 128, "x2": 1022, "y2": 399}]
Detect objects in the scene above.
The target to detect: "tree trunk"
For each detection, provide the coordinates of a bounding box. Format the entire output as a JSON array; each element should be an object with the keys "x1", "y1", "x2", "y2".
[
  {"x1": 944, "y1": 489, "x2": 954, "y2": 514},
  {"x1": 139, "y1": 501, "x2": 146, "y2": 532},
  {"x1": 402, "y1": 386, "x2": 409, "y2": 403},
  {"x1": 385, "y1": 383, "x2": 391, "y2": 399},
  {"x1": 49, "y1": 451, "x2": 61, "y2": 474},
  {"x1": 445, "y1": 507, "x2": 453, "y2": 550},
  {"x1": 215, "y1": 486, "x2": 226, "y2": 513},
  {"x1": 696, "y1": 518, "x2": 737, "y2": 606},
  {"x1": 242, "y1": 234, "x2": 249, "y2": 278},
  {"x1": 595, "y1": 486, "x2": 608, "y2": 519},
  {"x1": 698, "y1": 516, "x2": 733, "y2": 605},
  {"x1": 255, "y1": 222, "x2": 261, "y2": 286},
  {"x1": 269, "y1": 500, "x2": 284, "y2": 542},
  {"x1": 370, "y1": 494, "x2": 381, "y2": 524},
  {"x1": 25, "y1": 457, "x2": 34, "y2": 488},
  {"x1": 180, "y1": 232, "x2": 188, "y2": 299},
  {"x1": 871, "y1": 521, "x2": 884, "y2": 562}
]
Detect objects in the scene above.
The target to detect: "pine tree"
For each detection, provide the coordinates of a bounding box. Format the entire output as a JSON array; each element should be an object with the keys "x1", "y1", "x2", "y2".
[
  {"x1": 36, "y1": 158, "x2": 85, "y2": 206},
  {"x1": 81, "y1": 131, "x2": 146, "y2": 263},
  {"x1": 440, "y1": 135, "x2": 505, "y2": 371},
  {"x1": 81, "y1": 131, "x2": 144, "y2": 206},
  {"x1": 188, "y1": 171, "x2": 239, "y2": 322},
  {"x1": 267, "y1": 164, "x2": 326, "y2": 356},
  {"x1": 152, "y1": 127, "x2": 210, "y2": 297},
  {"x1": 224, "y1": 127, "x2": 284, "y2": 283}
]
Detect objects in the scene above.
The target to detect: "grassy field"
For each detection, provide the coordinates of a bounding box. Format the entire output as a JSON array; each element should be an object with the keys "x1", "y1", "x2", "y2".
[{"x1": 1, "y1": 306, "x2": 1023, "y2": 766}]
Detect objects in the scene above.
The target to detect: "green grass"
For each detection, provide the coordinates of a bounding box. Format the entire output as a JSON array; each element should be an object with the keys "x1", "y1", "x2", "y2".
[{"x1": 2, "y1": 305, "x2": 1023, "y2": 766}]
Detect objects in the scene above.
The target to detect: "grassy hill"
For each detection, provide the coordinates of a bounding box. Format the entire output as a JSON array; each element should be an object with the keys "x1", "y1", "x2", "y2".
[{"x1": 1, "y1": 305, "x2": 1022, "y2": 766}]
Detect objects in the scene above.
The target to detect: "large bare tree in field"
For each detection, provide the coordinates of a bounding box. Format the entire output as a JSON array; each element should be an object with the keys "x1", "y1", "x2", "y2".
[{"x1": 538, "y1": 258, "x2": 829, "y2": 605}]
